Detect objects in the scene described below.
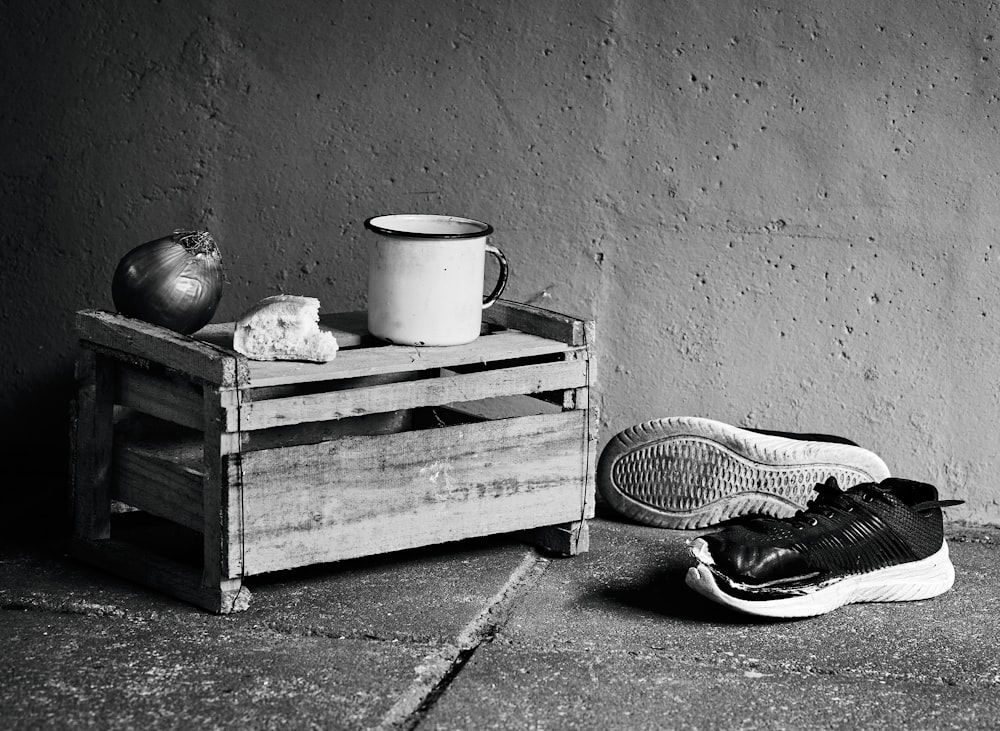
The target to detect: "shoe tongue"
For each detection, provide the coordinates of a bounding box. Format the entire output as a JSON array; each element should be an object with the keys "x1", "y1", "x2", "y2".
[{"x1": 869, "y1": 478, "x2": 939, "y2": 507}]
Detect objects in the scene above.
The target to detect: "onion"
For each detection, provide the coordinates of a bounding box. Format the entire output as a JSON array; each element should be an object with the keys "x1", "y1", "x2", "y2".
[{"x1": 112, "y1": 230, "x2": 225, "y2": 334}]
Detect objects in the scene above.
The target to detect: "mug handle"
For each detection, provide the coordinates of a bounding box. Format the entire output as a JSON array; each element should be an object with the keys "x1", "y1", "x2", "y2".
[{"x1": 482, "y1": 244, "x2": 509, "y2": 309}]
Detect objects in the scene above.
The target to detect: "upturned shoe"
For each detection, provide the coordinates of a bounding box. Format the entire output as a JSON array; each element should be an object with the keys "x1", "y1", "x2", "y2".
[
  {"x1": 597, "y1": 416, "x2": 891, "y2": 529},
  {"x1": 685, "y1": 477, "x2": 963, "y2": 618}
]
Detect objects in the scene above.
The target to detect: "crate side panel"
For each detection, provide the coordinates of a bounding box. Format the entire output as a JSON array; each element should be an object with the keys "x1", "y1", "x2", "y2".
[{"x1": 237, "y1": 411, "x2": 589, "y2": 575}]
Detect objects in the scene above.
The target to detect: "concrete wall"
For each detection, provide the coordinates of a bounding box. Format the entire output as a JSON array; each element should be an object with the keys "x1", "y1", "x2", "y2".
[{"x1": 3, "y1": 0, "x2": 999, "y2": 530}]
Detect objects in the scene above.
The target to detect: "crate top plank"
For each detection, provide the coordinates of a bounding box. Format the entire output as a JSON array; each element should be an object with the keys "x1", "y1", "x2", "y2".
[
  {"x1": 221, "y1": 302, "x2": 593, "y2": 387},
  {"x1": 77, "y1": 301, "x2": 593, "y2": 389}
]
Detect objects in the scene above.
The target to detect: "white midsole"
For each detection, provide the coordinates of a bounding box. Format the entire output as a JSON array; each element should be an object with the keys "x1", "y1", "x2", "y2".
[{"x1": 685, "y1": 541, "x2": 955, "y2": 618}]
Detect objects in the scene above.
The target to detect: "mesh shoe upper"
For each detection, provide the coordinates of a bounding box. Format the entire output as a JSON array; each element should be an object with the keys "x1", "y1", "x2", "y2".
[{"x1": 699, "y1": 477, "x2": 962, "y2": 590}]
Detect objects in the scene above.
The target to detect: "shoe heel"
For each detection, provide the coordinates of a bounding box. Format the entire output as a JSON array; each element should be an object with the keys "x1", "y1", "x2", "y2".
[{"x1": 853, "y1": 542, "x2": 956, "y2": 603}]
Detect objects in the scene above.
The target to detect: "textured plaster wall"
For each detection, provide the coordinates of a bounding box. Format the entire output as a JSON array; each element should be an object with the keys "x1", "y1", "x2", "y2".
[{"x1": 3, "y1": 0, "x2": 999, "y2": 529}]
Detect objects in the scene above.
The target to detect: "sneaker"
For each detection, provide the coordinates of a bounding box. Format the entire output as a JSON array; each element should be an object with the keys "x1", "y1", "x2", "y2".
[
  {"x1": 597, "y1": 416, "x2": 891, "y2": 529},
  {"x1": 685, "y1": 477, "x2": 963, "y2": 618}
]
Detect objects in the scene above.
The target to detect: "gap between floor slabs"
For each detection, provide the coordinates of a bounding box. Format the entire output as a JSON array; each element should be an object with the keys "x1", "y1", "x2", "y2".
[{"x1": 375, "y1": 549, "x2": 550, "y2": 731}]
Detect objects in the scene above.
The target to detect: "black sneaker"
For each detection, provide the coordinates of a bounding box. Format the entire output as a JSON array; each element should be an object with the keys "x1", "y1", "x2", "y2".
[
  {"x1": 685, "y1": 477, "x2": 963, "y2": 618},
  {"x1": 597, "y1": 416, "x2": 891, "y2": 529}
]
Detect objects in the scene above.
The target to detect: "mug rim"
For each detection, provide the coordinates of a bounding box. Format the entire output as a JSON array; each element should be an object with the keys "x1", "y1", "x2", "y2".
[{"x1": 364, "y1": 214, "x2": 494, "y2": 239}]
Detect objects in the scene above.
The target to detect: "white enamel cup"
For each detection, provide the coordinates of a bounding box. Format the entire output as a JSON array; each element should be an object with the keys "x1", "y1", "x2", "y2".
[{"x1": 364, "y1": 214, "x2": 509, "y2": 346}]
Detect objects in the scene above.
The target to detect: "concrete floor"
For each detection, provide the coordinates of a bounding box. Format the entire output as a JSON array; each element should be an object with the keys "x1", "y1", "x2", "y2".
[{"x1": 2, "y1": 511, "x2": 998, "y2": 730}]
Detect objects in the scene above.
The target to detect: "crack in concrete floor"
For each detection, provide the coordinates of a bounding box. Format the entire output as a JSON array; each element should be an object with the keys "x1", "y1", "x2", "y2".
[{"x1": 375, "y1": 549, "x2": 550, "y2": 730}]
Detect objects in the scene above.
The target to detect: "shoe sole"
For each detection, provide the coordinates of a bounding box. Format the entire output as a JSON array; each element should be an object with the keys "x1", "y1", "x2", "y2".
[
  {"x1": 685, "y1": 540, "x2": 956, "y2": 618},
  {"x1": 597, "y1": 417, "x2": 891, "y2": 529}
]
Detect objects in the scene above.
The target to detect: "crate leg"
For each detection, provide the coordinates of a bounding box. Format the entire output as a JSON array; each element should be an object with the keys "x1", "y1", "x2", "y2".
[
  {"x1": 521, "y1": 520, "x2": 590, "y2": 556},
  {"x1": 72, "y1": 351, "x2": 114, "y2": 541},
  {"x1": 200, "y1": 386, "x2": 248, "y2": 611}
]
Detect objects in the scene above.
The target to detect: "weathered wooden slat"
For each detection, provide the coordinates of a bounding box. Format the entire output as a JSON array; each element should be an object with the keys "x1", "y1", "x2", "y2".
[
  {"x1": 236, "y1": 411, "x2": 589, "y2": 575},
  {"x1": 483, "y1": 299, "x2": 588, "y2": 345},
  {"x1": 239, "y1": 359, "x2": 588, "y2": 430},
  {"x1": 112, "y1": 439, "x2": 204, "y2": 532},
  {"x1": 203, "y1": 386, "x2": 244, "y2": 583},
  {"x1": 69, "y1": 537, "x2": 249, "y2": 614},
  {"x1": 437, "y1": 394, "x2": 561, "y2": 422},
  {"x1": 581, "y1": 319, "x2": 599, "y2": 522},
  {"x1": 116, "y1": 363, "x2": 204, "y2": 430},
  {"x1": 242, "y1": 369, "x2": 435, "y2": 403},
  {"x1": 72, "y1": 351, "x2": 115, "y2": 540},
  {"x1": 76, "y1": 309, "x2": 245, "y2": 386},
  {"x1": 240, "y1": 329, "x2": 580, "y2": 388}
]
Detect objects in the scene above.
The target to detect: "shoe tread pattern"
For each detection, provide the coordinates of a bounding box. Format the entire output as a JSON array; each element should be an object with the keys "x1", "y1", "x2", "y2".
[{"x1": 598, "y1": 417, "x2": 891, "y2": 529}]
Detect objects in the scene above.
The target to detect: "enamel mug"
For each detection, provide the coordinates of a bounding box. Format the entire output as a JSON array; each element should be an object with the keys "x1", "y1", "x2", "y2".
[{"x1": 364, "y1": 214, "x2": 509, "y2": 346}]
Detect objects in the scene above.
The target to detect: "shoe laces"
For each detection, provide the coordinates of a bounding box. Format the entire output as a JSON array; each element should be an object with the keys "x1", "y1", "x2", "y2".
[{"x1": 787, "y1": 477, "x2": 962, "y2": 529}]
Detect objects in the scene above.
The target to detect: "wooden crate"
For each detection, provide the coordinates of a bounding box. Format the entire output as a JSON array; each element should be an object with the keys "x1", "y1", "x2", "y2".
[{"x1": 70, "y1": 300, "x2": 597, "y2": 613}]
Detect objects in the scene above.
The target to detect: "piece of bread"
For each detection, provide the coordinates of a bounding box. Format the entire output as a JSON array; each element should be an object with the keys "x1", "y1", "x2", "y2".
[{"x1": 233, "y1": 295, "x2": 339, "y2": 362}]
